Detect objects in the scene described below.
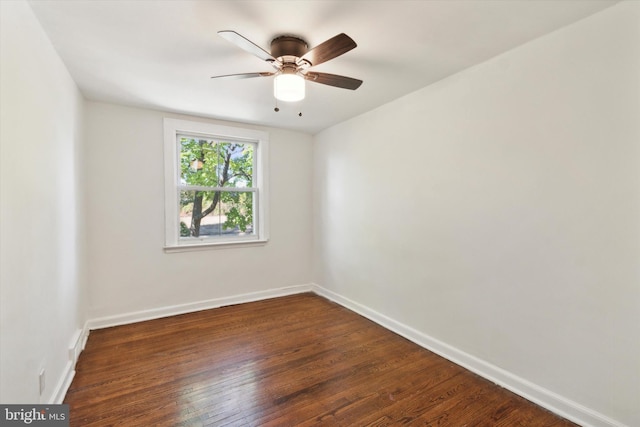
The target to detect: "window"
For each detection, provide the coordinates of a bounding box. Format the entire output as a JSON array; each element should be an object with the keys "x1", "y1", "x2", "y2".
[{"x1": 164, "y1": 118, "x2": 269, "y2": 250}]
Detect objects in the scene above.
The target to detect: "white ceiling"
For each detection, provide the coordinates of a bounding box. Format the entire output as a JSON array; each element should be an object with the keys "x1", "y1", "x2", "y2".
[{"x1": 28, "y1": 0, "x2": 618, "y2": 134}]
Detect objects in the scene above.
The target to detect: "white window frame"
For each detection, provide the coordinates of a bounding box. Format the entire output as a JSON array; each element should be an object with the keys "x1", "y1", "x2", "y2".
[{"x1": 163, "y1": 118, "x2": 269, "y2": 251}]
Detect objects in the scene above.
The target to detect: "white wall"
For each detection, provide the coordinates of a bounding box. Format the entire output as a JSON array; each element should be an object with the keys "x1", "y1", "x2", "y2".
[
  {"x1": 313, "y1": 2, "x2": 639, "y2": 426},
  {"x1": 0, "y1": 0, "x2": 87, "y2": 404},
  {"x1": 84, "y1": 102, "x2": 312, "y2": 320}
]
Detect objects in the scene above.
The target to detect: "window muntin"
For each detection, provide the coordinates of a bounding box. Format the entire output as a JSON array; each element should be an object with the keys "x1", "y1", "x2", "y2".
[{"x1": 164, "y1": 119, "x2": 268, "y2": 249}]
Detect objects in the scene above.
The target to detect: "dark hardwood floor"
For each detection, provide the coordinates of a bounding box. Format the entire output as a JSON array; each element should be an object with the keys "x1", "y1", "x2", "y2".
[{"x1": 65, "y1": 293, "x2": 577, "y2": 426}]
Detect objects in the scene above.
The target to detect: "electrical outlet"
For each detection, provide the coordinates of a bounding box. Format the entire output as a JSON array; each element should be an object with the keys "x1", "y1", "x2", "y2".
[{"x1": 39, "y1": 369, "x2": 45, "y2": 395}]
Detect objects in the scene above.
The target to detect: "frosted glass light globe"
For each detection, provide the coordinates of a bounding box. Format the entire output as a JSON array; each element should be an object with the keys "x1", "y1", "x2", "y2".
[{"x1": 274, "y1": 74, "x2": 305, "y2": 102}]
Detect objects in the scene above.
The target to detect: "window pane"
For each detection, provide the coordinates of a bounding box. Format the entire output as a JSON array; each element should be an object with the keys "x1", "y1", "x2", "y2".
[
  {"x1": 180, "y1": 137, "x2": 218, "y2": 187},
  {"x1": 218, "y1": 142, "x2": 254, "y2": 188},
  {"x1": 179, "y1": 190, "x2": 254, "y2": 238},
  {"x1": 220, "y1": 191, "x2": 254, "y2": 234},
  {"x1": 180, "y1": 138, "x2": 254, "y2": 189}
]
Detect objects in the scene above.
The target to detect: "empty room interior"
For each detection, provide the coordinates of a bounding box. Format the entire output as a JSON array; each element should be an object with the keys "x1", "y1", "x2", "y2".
[{"x1": 1, "y1": 0, "x2": 639, "y2": 426}]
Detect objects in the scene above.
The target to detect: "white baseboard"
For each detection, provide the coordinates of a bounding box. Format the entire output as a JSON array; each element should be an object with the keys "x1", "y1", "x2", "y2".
[
  {"x1": 87, "y1": 284, "x2": 314, "y2": 330},
  {"x1": 49, "y1": 324, "x2": 89, "y2": 404},
  {"x1": 50, "y1": 360, "x2": 75, "y2": 404},
  {"x1": 311, "y1": 283, "x2": 625, "y2": 427}
]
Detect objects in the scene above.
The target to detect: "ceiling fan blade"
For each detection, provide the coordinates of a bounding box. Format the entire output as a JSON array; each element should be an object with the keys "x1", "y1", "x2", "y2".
[
  {"x1": 304, "y1": 72, "x2": 363, "y2": 90},
  {"x1": 218, "y1": 30, "x2": 276, "y2": 63},
  {"x1": 298, "y1": 33, "x2": 357, "y2": 67},
  {"x1": 210, "y1": 72, "x2": 275, "y2": 80}
]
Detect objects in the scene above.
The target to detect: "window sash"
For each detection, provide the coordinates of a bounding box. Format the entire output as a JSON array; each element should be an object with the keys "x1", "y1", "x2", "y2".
[
  {"x1": 176, "y1": 189, "x2": 258, "y2": 241},
  {"x1": 176, "y1": 135, "x2": 257, "y2": 189}
]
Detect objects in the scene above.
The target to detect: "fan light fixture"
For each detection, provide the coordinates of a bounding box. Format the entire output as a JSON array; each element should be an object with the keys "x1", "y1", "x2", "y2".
[
  {"x1": 213, "y1": 31, "x2": 363, "y2": 105},
  {"x1": 274, "y1": 73, "x2": 305, "y2": 102}
]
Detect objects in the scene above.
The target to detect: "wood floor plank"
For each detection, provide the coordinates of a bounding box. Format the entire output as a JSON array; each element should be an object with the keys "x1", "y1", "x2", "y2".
[{"x1": 64, "y1": 293, "x2": 577, "y2": 426}]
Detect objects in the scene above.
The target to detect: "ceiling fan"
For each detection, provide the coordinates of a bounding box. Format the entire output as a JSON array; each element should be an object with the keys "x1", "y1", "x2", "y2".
[{"x1": 211, "y1": 31, "x2": 363, "y2": 103}]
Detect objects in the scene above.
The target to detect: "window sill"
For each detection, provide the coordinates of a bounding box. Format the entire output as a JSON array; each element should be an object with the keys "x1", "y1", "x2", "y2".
[{"x1": 164, "y1": 239, "x2": 268, "y2": 253}]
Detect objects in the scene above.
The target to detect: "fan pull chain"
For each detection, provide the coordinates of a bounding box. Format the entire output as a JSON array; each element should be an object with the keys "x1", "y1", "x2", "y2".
[{"x1": 272, "y1": 87, "x2": 302, "y2": 116}]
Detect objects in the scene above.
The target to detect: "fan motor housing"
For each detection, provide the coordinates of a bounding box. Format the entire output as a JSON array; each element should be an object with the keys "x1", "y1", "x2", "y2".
[{"x1": 271, "y1": 36, "x2": 307, "y2": 60}]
